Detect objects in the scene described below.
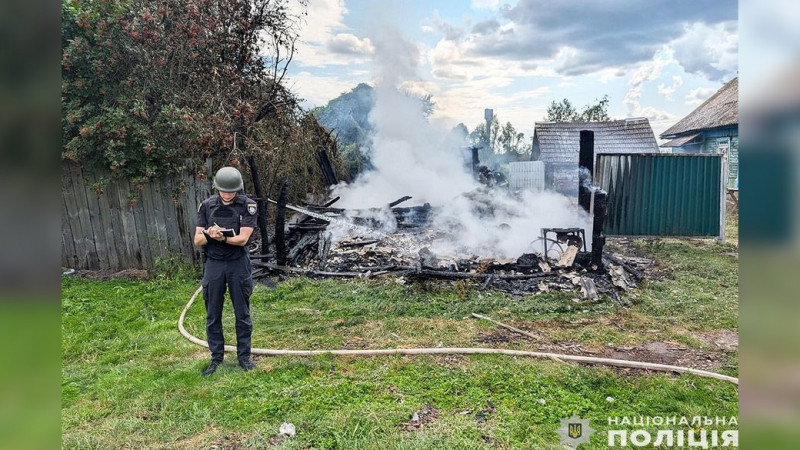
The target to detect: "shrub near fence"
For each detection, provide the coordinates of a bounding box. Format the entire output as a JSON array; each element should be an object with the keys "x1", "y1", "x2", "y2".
[{"x1": 61, "y1": 162, "x2": 210, "y2": 270}]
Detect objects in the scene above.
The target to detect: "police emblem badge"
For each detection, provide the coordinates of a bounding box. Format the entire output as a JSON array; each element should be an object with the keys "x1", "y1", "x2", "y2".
[{"x1": 557, "y1": 415, "x2": 594, "y2": 448}]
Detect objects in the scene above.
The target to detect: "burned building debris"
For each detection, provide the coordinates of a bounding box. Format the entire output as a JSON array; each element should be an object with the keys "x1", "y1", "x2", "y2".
[
  {"x1": 244, "y1": 100, "x2": 653, "y2": 304},
  {"x1": 247, "y1": 186, "x2": 649, "y2": 306}
]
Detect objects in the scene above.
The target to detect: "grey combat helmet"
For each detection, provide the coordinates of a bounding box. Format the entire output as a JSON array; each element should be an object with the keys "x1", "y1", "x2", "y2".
[{"x1": 213, "y1": 167, "x2": 244, "y2": 192}]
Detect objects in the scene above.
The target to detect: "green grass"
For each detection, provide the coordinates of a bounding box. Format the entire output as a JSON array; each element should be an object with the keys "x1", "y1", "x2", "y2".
[
  {"x1": 725, "y1": 210, "x2": 739, "y2": 246},
  {"x1": 62, "y1": 239, "x2": 738, "y2": 448}
]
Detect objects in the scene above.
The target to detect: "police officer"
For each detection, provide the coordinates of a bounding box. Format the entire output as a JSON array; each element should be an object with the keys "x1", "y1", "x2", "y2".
[{"x1": 194, "y1": 167, "x2": 258, "y2": 376}]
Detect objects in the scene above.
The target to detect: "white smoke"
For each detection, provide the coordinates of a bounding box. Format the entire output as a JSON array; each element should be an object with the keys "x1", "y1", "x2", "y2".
[
  {"x1": 331, "y1": 28, "x2": 591, "y2": 258},
  {"x1": 430, "y1": 188, "x2": 592, "y2": 258}
]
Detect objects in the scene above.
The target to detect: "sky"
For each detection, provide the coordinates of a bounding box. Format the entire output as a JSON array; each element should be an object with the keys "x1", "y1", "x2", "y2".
[{"x1": 283, "y1": 0, "x2": 738, "y2": 141}]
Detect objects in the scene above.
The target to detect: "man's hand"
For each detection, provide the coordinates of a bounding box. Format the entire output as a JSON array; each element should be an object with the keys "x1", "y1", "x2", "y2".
[{"x1": 206, "y1": 225, "x2": 225, "y2": 241}]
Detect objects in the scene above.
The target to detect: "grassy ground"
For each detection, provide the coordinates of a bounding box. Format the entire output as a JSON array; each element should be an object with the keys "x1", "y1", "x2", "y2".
[
  {"x1": 62, "y1": 239, "x2": 738, "y2": 448},
  {"x1": 726, "y1": 209, "x2": 739, "y2": 247}
]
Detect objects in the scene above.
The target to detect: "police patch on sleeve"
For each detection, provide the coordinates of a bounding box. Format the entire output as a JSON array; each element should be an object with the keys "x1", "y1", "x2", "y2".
[{"x1": 247, "y1": 203, "x2": 257, "y2": 215}]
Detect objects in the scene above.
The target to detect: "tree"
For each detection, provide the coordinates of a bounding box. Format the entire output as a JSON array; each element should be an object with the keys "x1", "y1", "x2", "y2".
[
  {"x1": 468, "y1": 114, "x2": 530, "y2": 165},
  {"x1": 62, "y1": 0, "x2": 339, "y2": 200},
  {"x1": 545, "y1": 95, "x2": 611, "y2": 122},
  {"x1": 580, "y1": 95, "x2": 610, "y2": 121},
  {"x1": 499, "y1": 121, "x2": 527, "y2": 158},
  {"x1": 545, "y1": 98, "x2": 579, "y2": 122}
]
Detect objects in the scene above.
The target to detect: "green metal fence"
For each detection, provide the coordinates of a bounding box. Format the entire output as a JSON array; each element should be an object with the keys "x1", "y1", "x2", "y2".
[{"x1": 595, "y1": 153, "x2": 723, "y2": 237}]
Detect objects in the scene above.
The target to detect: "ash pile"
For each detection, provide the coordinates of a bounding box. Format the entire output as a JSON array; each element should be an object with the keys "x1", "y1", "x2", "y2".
[{"x1": 250, "y1": 189, "x2": 650, "y2": 305}]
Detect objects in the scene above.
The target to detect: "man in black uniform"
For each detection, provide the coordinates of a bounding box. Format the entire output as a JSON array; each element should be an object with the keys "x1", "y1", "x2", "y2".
[{"x1": 194, "y1": 167, "x2": 258, "y2": 376}]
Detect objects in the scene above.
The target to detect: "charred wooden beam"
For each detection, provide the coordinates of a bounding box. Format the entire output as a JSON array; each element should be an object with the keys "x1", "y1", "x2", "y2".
[
  {"x1": 275, "y1": 178, "x2": 290, "y2": 266},
  {"x1": 391, "y1": 203, "x2": 432, "y2": 214},
  {"x1": 323, "y1": 196, "x2": 341, "y2": 207},
  {"x1": 316, "y1": 147, "x2": 339, "y2": 186},
  {"x1": 603, "y1": 253, "x2": 643, "y2": 280},
  {"x1": 318, "y1": 233, "x2": 331, "y2": 270},
  {"x1": 407, "y1": 269, "x2": 557, "y2": 281},
  {"x1": 393, "y1": 203, "x2": 433, "y2": 228},
  {"x1": 245, "y1": 155, "x2": 270, "y2": 254},
  {"x1": 339, "y1": 239, "x2": 379, "y2": 248},
  {"x1": 471, "y1": 145, "x2": 480, "y2": 179},
  {"x1": 351, "y1": 265, "x2": 415, "y2": 271},
  {"x1": 248, "y1": 253, "x2": 275, "y2": 260},
  {"x1": 288, "y1": 224, "x2": 329, "y2": 232},
  {"x1": 578, "y1": 130, "x2": 594, "y2": 213},
  {"x1": 306, "y1": 205, "x2": 345, "y2": 214},
  {"x1": 388, "y1": 196, "x2": 412, "y2": 208},
  {"x1": 591, "y1": 189, "x2": 608, "y2": 268},
  {"x1": 288, "y1": 232, "x2": 318, "y2": 263},
  {"x1": 253, "y1": 261, "x2": 390, "y2": 278}
]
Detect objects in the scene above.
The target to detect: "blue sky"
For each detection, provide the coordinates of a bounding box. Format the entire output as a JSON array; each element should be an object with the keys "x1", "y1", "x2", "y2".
[{"x1": 283, "y1": 0, "x2": 738, "y2": 140}]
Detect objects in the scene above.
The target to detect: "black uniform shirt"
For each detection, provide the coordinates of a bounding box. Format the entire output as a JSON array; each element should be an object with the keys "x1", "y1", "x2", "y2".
[{"x1": 196, "y1": 194, "x2": 258, "y2": 261}]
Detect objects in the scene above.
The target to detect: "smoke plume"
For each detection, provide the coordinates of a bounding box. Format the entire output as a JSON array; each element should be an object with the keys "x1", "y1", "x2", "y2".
[{"x1": 331, "y1": 27, "x2": 591, "y2": 258}]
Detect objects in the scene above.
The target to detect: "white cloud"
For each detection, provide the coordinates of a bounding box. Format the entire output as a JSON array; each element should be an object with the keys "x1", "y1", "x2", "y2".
[
  {"x1": 327, "y1": 33, "x2": 375, "y2": 55},
  {"x1": 669, "y1": 21, "x2": 738, "y2": 81},
  {"x1": 684, "y1": 86, "x2": 717, "y2": 106},
  {"x1": 598, "y1": 68, "x2": 625, "y2": 84},
  {"x1": 658, "y1": 75, "x2": 684, "y2": 100},
  {"x1": 426, "y1": 77, "x2": 548, "y2": 137},
  {"x1": 285, "y1": 0, "x2": 737, "y2": 144},
  {"x1": 285, "y1": 71, "x2": 367, "y2": 108},
  {"x1": 633, "y1": 106, "x2": 676, "y2": 122},
  {"x1": 458, "y1": 0, "x2": 736, "y2": 76},
  {"x1": 287, "y1": 0, "x2": 374, "y2": 67},
  {"x1": 471, "y1": 0, "x2": 500, "y2": 9},
  {"x1": 427, "y1": 35, "x2": 557, "y2": 83},
  {"x1": 425, "y1": 9, "x2": 465, "y2": 41},
  {"x1": 515, "y1": 86, "x2": 552, "y2": 99}
]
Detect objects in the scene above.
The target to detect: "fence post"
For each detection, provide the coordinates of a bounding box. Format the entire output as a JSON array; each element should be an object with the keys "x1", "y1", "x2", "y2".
[{"x1": 719, "y1": 152, "x2": 728, "y2": 244}]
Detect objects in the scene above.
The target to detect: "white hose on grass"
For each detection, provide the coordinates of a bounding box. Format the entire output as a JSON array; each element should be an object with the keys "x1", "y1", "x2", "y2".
[{"x1": 178, "y1": 286, "x2": 738, "y2": 385}]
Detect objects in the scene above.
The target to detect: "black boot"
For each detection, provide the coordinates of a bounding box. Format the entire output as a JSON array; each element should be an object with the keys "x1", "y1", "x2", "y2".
[
  {"x1": 239, "y1": 359, "x2": 256, "y2": 372},
  {"x1": 202, "y1": 361, "x2": 221, "y2": 377}
]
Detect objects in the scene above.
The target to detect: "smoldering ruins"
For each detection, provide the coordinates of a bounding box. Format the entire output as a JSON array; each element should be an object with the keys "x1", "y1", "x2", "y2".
[{"x1": 245, "y1": 31, "x2": 650, "y2": 304}]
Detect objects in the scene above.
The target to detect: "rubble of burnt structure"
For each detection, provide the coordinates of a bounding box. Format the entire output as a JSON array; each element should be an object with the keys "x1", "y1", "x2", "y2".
[
  {"x1": 248, "y1": 186, "x2": 650, "y2": 306},
  {"x1": 241, "y1": 112, "x2": 653, "y2": 304}
]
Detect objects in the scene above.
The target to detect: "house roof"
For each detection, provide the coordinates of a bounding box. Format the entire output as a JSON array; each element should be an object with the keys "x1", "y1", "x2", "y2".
[
  {"x1": 533, "y1": 117, "x2": 659, "y2": 158},
  {"x1": 661, "y1": 77, "x2": 738, "y2": 138},
  {"x1": 660, "y1": 132, "x2": 701, "y2": 148}
]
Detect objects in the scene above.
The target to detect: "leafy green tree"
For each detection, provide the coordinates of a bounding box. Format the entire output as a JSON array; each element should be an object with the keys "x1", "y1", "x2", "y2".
[
  {"x1": 545, "y1": 98, "x2": 579, "y2": 122},
  {"x1": 62, "y1": 0, "x2": 339, "y2": 200},
  {"x1": 499, "y1": 121, "x2": 528, "y2": 158},
  {"x1": 545, "y1": 95, "x2": 611, "y2": 122},
  {"x1": 580, "y1": 95, "x2": 611, "y2": 121},
  {"x1": 468, "y1": 114, "x2": 530, "y2": 165}
]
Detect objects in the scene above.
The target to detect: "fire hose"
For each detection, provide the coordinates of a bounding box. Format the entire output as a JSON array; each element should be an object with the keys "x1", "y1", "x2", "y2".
[{"x1": 178, "y1": 286, "x2": 738, "y2": 385}]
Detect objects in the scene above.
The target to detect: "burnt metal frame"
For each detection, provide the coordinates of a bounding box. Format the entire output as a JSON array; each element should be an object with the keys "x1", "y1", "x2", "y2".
[{"x1": 540, "y1": 227, "x2": 587, "y2": 258}]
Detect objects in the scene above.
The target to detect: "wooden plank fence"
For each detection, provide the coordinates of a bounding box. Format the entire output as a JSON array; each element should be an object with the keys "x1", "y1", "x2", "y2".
[{"x1": 61, "y1": 161, "x2": 211, "y2": 269}]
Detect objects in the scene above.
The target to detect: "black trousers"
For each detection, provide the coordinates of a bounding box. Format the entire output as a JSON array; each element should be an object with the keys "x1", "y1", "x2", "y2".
[{"x1": 202, "y1": 255, "x2": 253, "y2": 363}]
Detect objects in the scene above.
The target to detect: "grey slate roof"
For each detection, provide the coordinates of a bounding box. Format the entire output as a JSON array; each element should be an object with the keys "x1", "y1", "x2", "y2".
[
  {"x1": 534, "y1": 117, "x2": 659, "y2": 164},
  {"x1": 661, "y1": 77, "x2": 738, "y2": 138},
  {"x1": 660, "y1": 132, "x2": 701, "y2": 148}
]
